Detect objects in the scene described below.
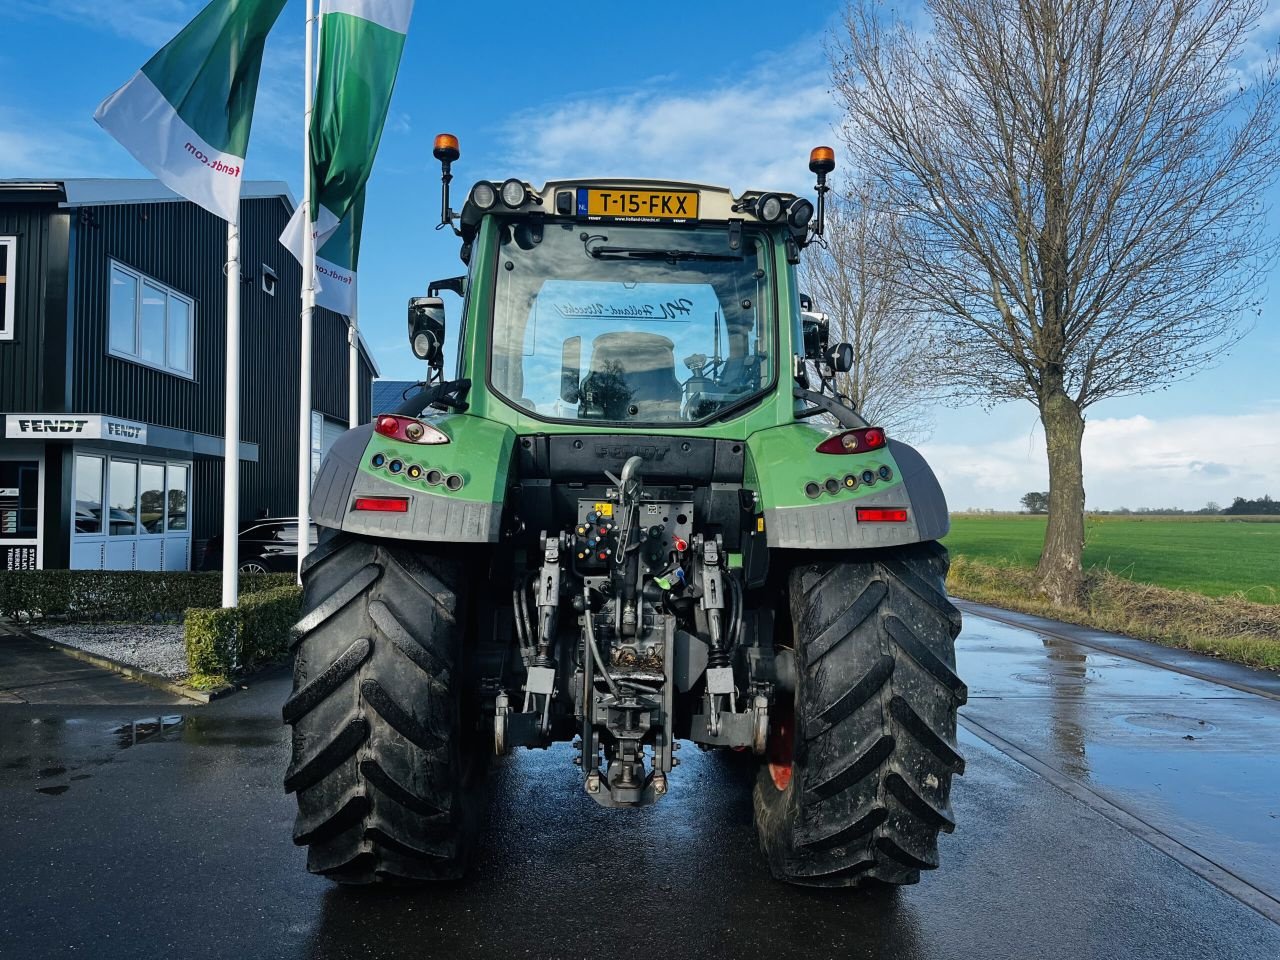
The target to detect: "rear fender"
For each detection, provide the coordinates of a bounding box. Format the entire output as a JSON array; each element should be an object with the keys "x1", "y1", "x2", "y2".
[
  {"x1": 745, "y1": 424, "x2": 948, "y2": 550},
  {"x1": 310, "y1": 415, "x2": 514, "y2": 543}
]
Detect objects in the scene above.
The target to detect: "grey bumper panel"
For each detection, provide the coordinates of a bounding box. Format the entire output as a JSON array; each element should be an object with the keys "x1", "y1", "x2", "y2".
[
  {"x1": 310, "y1": 423, "x2": 501, "y2": 543},
  {"x1": 765, "y1": 440, "x2": 949, "y2": 550}
]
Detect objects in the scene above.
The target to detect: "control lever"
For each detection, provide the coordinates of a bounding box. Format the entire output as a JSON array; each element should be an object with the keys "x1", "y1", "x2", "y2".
[
  {"x1": 525, "y1": 532, "x2": 563, "y2": 736},
  {"x1": 696, "y1": 535, "x2": 734, "y2": 735}
]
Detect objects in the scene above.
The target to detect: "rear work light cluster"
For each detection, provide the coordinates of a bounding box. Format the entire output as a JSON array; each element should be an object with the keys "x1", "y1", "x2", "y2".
[
  {"x1": 816, "y1": 426, "x2": 887, "y2": 455},
  {"x1": 374, "y1": 415, "x2": 450, "y2": 445}
]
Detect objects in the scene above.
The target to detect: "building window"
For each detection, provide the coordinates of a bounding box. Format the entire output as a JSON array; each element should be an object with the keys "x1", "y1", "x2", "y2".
[
  {"x1": 74, "y1": 455, "x2": 104, "y2": 534},
  {"x1": 166, "y1": 464, "x2": 188, "y2": 531},
  {"x1": 108, "y1": 459, "x2": 138, "y2": 536},
  {"x1": 311, "y1": 411, "x2": 348, "y2": 481},
  {"x1": 261, "y1": 264, "x2": 278, "y2": 297},
  {"x1": 108, "y1": 261, "x2": 195, "y2": 377},
  {"x1": 76, "y1": 454, "x2": 190, "y2": 537},
  {"x1": 0, "y1": 461, "x2": 39, "y2": 540},
  {"x1": 140, "y1": 462, "x2": 165, "y2": 534},
  {"x1": 0, "y1": 236, "x2": 15, "y2": 340}
]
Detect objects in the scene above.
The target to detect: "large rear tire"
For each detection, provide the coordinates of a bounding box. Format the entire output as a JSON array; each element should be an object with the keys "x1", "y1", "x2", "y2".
[
  {"x1": 753, "y1": 542, "x2": 966, "y2": 887},
  {"x1": 284, "y1": 533, "x2": 481, "y2": 884}
]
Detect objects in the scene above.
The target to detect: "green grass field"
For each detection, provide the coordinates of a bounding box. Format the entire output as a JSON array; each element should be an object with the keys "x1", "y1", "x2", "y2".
[{"x1": 944, "y1": 514, "x2": 1280, "y2": 604}]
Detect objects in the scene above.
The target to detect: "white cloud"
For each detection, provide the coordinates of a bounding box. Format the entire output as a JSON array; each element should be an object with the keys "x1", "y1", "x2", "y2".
[
  {"x1": 919, "y1": 410, "x2": 1280, "y2": 511},
  {"x1": 499, "y1": 45, "x2": 841, "y2": 195}
]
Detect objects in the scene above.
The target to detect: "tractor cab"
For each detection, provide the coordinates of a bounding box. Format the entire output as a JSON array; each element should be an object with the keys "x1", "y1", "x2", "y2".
[{"x1": 405, "y1": 137, "x2": 846, "y2": 434}]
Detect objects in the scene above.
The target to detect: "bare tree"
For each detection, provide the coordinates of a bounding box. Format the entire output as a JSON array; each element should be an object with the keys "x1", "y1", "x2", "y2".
[
  {"x1": 799, "y1": 185, "x2": 935, "y2": 441},
  {"x1": 832, "y1": 0, "x2": 1280, "y2": 604}
]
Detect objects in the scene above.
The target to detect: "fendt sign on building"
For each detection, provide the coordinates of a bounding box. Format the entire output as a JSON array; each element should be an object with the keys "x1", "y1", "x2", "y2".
[{"x1": 4, "y1": 415, "x2": 148, "y2": 445}]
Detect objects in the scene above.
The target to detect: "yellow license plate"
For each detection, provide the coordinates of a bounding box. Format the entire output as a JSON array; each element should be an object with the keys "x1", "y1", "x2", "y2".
[{"x1": 581, "y1": 188, "x2": 698, "y2": 221}]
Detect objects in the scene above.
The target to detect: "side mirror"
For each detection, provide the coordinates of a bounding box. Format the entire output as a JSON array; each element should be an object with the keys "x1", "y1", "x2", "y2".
[
  {"x1": 829, "y1": 342, "x2": 854, "y2": 373},
  {"x1": 408, "y1": 296, "x2": 446, "y2": 369},
  {"x1": 799, "y1": 293, "x2": 814, "y2": 311},
  {"x1": 801, "y1": 314, "x2": 830, "y2": 361},
  {"x1": 560, "y1": 336, "x2": 582, "y2": 404}
]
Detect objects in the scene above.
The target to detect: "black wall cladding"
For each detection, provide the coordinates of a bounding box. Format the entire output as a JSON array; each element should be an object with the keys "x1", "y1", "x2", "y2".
[
  {"x1": 2, "y1": 190, "x2": 373, "y2": 544},
  {"x1": 0, "y1": 202, "x2": 70, "y2": 411}
]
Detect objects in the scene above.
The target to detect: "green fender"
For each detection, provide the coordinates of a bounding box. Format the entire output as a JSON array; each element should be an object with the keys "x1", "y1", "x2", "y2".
[
  {"x1": 744, "y1": 423, "x2": 949, "y2": 550},
  {"x1": 310, "y1": 415, "x2": 515, "y2": 543}
]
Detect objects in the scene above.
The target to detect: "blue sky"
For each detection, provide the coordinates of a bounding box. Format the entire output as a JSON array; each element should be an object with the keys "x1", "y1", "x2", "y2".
[{"x1": 4, "y1": 0, "x2": 1278, "y2": 510}]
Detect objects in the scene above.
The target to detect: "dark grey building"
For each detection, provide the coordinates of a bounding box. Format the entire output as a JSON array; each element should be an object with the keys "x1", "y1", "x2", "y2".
[
  {"x1": 0, "y1": 179, "x2": 377, "y2": 571},
  {"x1": 371, "y1": 379, "x2": 420, "y2": 415}
]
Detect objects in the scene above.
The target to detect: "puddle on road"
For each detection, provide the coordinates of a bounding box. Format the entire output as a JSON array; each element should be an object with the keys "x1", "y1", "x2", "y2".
[
  {"x1": 17, "y1": 713, "x2": 282, "y2": 797},
  {"x1": 958, "y1": 613, "x2": 1280, "y2": 900},
  {"x1": 114, "y1": 715, "x2": 185, "y2": 750},
  {"x1": 1117, "y1": 713, "x2": 1217, "y2": 735}
]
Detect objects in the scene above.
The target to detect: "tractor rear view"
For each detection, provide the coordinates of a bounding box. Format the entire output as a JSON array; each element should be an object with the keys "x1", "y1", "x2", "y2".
[{"x1": 284, "y1": 137, "x2": 965, "y2": 886}]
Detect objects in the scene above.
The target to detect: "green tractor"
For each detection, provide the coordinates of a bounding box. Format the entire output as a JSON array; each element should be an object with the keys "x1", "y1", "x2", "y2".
[{"x1": 284, "y1": 138, "x2": 965, "y2": 887}]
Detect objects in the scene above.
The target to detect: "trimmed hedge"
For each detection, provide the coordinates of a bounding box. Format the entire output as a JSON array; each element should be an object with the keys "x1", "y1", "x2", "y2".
[
  {"x1": 0, "y1": 570, "x2": 295, "y2": 622},
  {"x1": 239, "y1": 586, "x2": 303, "y2": 668},
  {"x1": 184, "y1": 585, "x2": 303, "y2": 675},
  {"x1": 185, "y1": 606, "x2": 240, "y2": 674}
]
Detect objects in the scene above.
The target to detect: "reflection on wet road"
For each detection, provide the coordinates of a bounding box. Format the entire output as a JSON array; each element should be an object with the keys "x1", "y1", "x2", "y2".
[
  {"x1": 957, "y1": 607, "x2": 1280, "y2": 907},
  {"x1": 1, "y1": 605, "x2": 1278, "y2": 960}
]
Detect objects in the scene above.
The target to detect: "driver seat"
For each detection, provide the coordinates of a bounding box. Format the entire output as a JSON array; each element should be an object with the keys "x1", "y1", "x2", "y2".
[{"x1": 580, "y1": 332, "x2": 683, "y2": 421}]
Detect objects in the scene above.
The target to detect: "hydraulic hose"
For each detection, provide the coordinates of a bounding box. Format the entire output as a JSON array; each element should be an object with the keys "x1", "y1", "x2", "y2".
[
  {"x1": 583, "y1": 587, "x2": 621, "y2": 699},
  {"x1": 515, "y1": 578, "x2": 535, "y2": 662},
  {"x1": 729, "y1": 571, "x2": 745, "y2": 649}
]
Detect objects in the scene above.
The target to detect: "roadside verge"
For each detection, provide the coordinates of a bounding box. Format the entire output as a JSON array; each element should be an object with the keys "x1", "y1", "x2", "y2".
[{"x1": 947, "y1": 556, "x2": 1280, "y2": 671}]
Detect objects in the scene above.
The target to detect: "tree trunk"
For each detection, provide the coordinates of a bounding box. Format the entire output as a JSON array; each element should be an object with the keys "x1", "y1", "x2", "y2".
[{"x1": 1037, "y1": 388, "x2": 1086, "y2": 606}]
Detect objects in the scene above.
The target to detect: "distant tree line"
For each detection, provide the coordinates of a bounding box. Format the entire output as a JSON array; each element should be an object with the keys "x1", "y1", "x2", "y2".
[
  {"x1": 1223, "y1": 495, "x2": 1280, "y2": 515},
  {"x1": 1017, "y1": 493, "x2": 1276, "y2": 515}
]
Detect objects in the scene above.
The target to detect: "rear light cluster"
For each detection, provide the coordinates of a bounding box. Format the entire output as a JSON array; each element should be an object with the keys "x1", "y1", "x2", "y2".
[
  {"x1": 816, "y1": 426, "x2": 886, "y2": 455},
  {"x1": 803, "y1": 465, "x2": 894, "y2": 499},
  {"x1": 369, "y1": 452, "x2": 464, "y2": 491},
  {"x1": 374, "y1": 414, "x2": 450, "y2": 445}
]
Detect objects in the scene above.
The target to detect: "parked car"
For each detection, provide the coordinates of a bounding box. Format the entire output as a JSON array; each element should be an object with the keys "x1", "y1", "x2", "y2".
[{"x1": 200, "y1": 517, "x2": 319, "y2": 573}]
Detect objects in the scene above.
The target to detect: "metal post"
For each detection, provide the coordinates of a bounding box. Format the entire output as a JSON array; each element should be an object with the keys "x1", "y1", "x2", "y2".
[
  {"x1": 221, "y1": 221, "x2": 240, "y2": 607},
  {"x1": 297, "y1": 0, "x2": 317, "y2": 583},
  {"x1": 348, "y1": 300, "x2": 360, "y2": 427}
]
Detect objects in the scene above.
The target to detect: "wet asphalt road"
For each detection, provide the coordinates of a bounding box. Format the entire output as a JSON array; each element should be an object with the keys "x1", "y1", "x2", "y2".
[{"x1": 2, "y1": 606, "x2": 1279, "y2": 960}]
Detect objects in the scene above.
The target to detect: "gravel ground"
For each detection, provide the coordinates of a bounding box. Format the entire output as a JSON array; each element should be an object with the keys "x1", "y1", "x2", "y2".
[{"x1": 36, "y1": 623, "x2": 188, "y2": 678}]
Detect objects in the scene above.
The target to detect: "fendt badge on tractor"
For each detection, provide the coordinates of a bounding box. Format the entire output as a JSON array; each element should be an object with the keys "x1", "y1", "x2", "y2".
[{"x1": 284, "y1": 137, "x2": 966, "y2": 887}]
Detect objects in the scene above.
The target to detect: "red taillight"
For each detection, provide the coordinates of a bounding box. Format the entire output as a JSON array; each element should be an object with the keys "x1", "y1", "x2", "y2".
[
  {"x1": 856, "y1": 507, "x2": 908, "y2": 523},
  {"x1": 353, "y1": 497, "x2": 410, "y2": 513},
  {"x1": 816, "y1": 427, "x2": 887, "y2": 454},
  {"x1": 373, "y1": 414, "x2": 449, "y2": 445}
]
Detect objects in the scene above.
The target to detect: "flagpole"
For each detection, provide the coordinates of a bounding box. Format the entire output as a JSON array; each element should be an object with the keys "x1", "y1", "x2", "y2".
[
  {"x1": 222, "y1": 220, "x2": 241, "y2": 607},
  {"x1": 348, "y1": 299, "x2": 360, "y2": 427},
  {"x1": 297, "y1": 0, "x2": 317, "y2": 583}
]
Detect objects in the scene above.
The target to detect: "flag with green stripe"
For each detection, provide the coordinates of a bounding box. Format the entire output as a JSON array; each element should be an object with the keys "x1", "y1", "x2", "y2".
[
  {"x1": 282, "y1": 0, "x2": 413, "y2": 253},
  {"x1": 94, "y1": 0, "x2": 288, "y2": 224},
  {"x1": 314, "y1": 187, "x2": 365, "y2": 317}
]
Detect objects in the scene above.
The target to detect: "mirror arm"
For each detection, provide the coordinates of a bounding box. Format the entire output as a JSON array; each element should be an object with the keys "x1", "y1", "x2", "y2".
[{"x1": 792, "y1": 386, "x2": 867, "y2": 429}]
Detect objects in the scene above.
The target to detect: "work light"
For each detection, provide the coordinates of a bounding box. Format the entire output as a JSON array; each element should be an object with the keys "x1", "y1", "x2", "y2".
[
  {"x1": 470, "y1": 181, "x2": 497, "y2": 210},
  {"x1": 500, "y1": 178, "x2": 528, "y2": 208},
  {"x1": 755, "y1": 193, "x2": 784, "y2": 222},
  {"x1": 788, "y1": 198, "x2": 814, "y2": 230},
  {"x1": 412, "y1": 331, "x2": 435, "y2": 361}
]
